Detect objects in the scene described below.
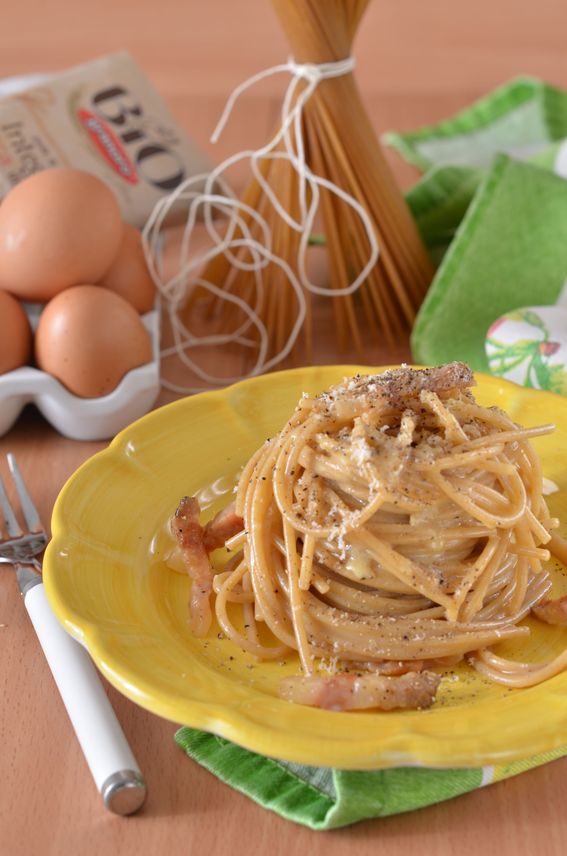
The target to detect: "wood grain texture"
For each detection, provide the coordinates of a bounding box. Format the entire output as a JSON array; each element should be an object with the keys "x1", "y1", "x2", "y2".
[{"x1": 1, "y1": 1, "x2": 567, "y2": 853}]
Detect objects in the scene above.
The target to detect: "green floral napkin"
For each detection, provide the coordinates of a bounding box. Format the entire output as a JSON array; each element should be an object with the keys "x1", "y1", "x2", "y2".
[
  {"x1": 176, "y1": 727, "x2": 566, "y2": 830},
  {"x1": 410, "y1": 154, "x2": 567, "y2": 371},
  {"x1": 388, "y1": 75, "x2": 567, "y2": 380},
  {"x1": 392, "y1": 77, "x2": 567, "y2": 259},
  {"x1": 485, "y1": 306, "x2": 567, "y2": 393},
  {"x1": 389, "y1": 77, "x2": 567, "y2": 172}
]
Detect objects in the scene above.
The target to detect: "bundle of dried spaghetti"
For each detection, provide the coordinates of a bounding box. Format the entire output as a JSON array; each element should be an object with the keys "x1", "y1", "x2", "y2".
[
  {"x1": 171, "y1": 363, "x2": 567, "y2": 712},
  {"x1": 143, "y1": 0, "x2": 433, "y2": 392}
]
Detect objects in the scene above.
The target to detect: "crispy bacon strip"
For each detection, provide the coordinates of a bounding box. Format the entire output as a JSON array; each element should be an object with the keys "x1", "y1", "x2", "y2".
[
  {"x1": 532, "y1": 595, "x2": 567, "y2": 626},
  {"x1": 328, "y1": 363, "x2": 475, "y2": 421},
  {"x1": 172, "y1": 497, "x2": 244, "y2": 637},
  {"x1": 346, "y1": 362, "x2": 473, "y2": 405},
  {"x1": 203, "y1": 501, "x2": 244, "y2": 552},
  {"x1": 279, "y1": 670, "x2": 441, "y2": 711},
  {"x1": 173, "y1": 496, "x2": 214, "y2": 637},
  {"x1": 374, "y1": 361, "x2": 475, "y2": 405}
]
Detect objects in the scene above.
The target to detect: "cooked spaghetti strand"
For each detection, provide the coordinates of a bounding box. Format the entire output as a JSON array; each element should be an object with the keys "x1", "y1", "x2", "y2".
[{"x1": 171, "y1": 363, "x2": 566, "y2": 711}]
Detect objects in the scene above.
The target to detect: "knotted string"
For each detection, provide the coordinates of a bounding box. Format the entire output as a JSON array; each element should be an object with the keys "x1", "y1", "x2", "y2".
[{"x1": 143, "y1": 56, "x2": 380, "y2": 393}]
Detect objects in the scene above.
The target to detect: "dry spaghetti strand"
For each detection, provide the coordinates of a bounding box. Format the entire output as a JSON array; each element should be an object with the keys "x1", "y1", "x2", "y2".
[{"x1": 197, "y1": 0, "x2": 433, "y2": 366}]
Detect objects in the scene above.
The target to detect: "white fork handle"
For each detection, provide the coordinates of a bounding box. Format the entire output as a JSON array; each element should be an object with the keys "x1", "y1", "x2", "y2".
[{"x1": 23, "y1": 580, "x2": 147, "y2": 815}]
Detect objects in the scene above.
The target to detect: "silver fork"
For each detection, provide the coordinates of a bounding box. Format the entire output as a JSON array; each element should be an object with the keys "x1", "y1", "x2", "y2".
[{"x1": 0, "y1": 453, "x2": 147, "y2": 815}]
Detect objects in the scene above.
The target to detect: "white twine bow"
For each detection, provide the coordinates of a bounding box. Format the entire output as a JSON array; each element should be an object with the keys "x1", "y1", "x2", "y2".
[{"x1": 143, "y1": 55, "x2": 380, "y2": 393}]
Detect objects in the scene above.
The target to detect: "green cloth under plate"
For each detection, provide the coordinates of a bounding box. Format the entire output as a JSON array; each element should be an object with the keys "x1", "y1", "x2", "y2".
[{"x1": 176, "y1": 727, "x2": 566, "y2": 830}]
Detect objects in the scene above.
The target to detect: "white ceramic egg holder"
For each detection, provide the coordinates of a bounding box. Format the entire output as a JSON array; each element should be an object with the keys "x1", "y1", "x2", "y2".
[
  {"x1": 0, "y1": 70, "x2": 163, "y2": 441},
  {"x1": 0, "y1": 301, "x2": 161, "y2": 441}
]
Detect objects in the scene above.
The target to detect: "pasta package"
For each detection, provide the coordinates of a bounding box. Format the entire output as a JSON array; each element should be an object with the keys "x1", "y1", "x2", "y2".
[
  {"x1": 0, "y1": 51, "x2": 212, "y2": 226},
  {"x1": 170, "y1": 363, "x2": 567, "y2": 712}
]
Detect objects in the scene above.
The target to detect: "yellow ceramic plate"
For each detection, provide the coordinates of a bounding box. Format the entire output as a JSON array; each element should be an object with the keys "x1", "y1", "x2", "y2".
[{"x1": 43, "y1": 365, "x2": 567, "y2": 770}]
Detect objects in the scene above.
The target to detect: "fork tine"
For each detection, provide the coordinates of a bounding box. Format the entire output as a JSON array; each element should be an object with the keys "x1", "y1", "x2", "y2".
[
  {"x1": 7, "y1": 453, "x2": 43, "y2": 534},
  {"x1": 0, "y1": 473, "x2": 23, "y2": 538}
]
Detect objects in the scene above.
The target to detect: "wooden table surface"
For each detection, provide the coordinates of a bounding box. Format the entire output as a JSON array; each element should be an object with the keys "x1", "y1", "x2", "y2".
[{"x1": 1, "y1": 2, "x2": 567, "y2": 854}]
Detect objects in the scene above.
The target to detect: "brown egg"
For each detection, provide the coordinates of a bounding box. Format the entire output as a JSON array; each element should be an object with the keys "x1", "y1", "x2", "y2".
[
  {"x1": 99, "y1": 224, "x2": 156, "y2": 314},
  {"x1": 0, "y1": 168, "x2": 123, "y2": 303},
  {"x1": 0, "y1": 289, "x2": 32, "y2": 373},
  {"x1": 35, "y1": 285, "x2": 153, "y2": 398}
]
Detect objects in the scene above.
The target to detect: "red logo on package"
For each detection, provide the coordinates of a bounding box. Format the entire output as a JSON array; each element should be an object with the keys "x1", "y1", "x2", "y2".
[{"x1": 78, "y1": 109, "x2": 139, "y2": 184}]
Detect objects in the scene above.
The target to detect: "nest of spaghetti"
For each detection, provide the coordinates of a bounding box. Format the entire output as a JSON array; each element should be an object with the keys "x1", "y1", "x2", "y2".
[{"x1": 171, "y1": 362, "x2": 567, "y2": 712}]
